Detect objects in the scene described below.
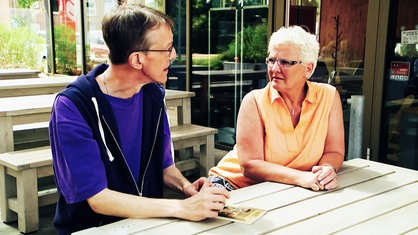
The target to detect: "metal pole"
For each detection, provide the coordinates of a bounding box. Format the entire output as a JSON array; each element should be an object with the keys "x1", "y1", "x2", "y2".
[{"x1": 347, "y1": 95, "x2": 365, "y2": 159}]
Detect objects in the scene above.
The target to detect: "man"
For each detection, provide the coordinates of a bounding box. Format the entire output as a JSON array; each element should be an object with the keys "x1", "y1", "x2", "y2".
[{"x1": 49, "y1": 4, "x2": 229, "y2": 234}]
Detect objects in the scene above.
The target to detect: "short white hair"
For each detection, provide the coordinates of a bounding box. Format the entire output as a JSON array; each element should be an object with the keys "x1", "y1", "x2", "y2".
[{"x1": 268, "y1": 25, "x2": 319, "y2": 69}]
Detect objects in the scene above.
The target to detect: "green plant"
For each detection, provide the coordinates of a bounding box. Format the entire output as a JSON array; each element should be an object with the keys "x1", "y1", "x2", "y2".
[
  {"x1": 399, "y1": 44, "x2": 418, "y2": 58},
  {"x1": 54, "y1": 24, "x2": 77, "y2": 75},
  {"x1": 193, "y1": 56, "x2": 224, "y2": 70},
  {"x1": 0, "y1": 24, "x2": 44, "y2": 69},
  {"x1": 220, "y1": 24, "x2": 268, "y2": 63},
  {"x1": 17, "y1": 0, "x2": 38, "y2": 8},
  {"x1": 171, "y1": 55, "x2": 223, "y2": 70}
]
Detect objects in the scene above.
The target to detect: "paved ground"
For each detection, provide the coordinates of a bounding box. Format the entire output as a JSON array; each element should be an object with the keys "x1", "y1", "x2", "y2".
[{"x1": 0, "y1": 148, "x2": 228, "y2": 234}]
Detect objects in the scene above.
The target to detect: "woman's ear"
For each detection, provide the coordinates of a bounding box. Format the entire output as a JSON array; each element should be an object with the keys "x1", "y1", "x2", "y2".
[{"x1": 306, "y1": 62, "x2": 315, "y2": 78}]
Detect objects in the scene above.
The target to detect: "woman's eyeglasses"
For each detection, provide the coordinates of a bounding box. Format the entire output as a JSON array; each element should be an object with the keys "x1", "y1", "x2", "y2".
[{"x1": 265, "y1": 58, "x2": 302, "y2": 68}]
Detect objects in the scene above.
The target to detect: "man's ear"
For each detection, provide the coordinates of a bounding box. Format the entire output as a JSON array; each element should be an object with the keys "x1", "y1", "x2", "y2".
[
  {"x1": 129, "y1": 53, "x2": 143, "y2": 69},
  {"x1": 138, "y1": 56, "x2": 144, "y2": 64}
]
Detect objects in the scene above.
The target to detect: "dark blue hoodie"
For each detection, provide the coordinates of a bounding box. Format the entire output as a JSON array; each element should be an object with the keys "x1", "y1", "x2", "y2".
[{"x1": 50, "y1": 64, "x2": 166, "y2": 234}]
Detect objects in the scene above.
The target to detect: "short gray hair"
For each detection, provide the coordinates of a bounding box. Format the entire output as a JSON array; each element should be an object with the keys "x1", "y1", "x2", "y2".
[{"x1": 102, "y1": 4, "x2": 173, "y2": 64}]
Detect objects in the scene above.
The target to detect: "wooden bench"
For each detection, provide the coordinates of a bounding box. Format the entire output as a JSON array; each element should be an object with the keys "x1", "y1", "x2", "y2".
[
  {"x1": 0, "y1": 147, "x2": 56, "y2": 233},
  {"x1": 0, "y1": 123, "x2": 217, "y2": 233},
  {"x1": 171, "y1": 124, "x2": 217, "y2": 176},
  {"x1": 13, "y1": 122, "x2": 50, "y2": 150}
]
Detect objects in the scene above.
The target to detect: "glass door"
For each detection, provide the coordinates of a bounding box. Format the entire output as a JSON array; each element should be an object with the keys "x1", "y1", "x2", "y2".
[
  {"x1": 190, "y1": 1, "x2": 268, "y2": 149},
  {"x1": 380, "y1": 0, "x2": 418, "y2": 170}
]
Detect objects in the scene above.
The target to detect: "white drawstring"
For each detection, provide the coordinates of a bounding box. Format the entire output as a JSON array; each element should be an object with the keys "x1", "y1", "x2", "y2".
[
  {"x1": 164, "y1": 99, "x2": 175, "y2": 163},
  {"x1": 92, "y1": 97, "x2": 114, "y2": 162}
]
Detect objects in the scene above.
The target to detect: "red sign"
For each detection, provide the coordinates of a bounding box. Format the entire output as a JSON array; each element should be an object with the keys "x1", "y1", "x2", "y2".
[
  {"x1": 390, "y1": 61, "x2": 410, "y2": 81},
  {"x1": 59, "y1": 0, "x2": 76, "y2": 31}
]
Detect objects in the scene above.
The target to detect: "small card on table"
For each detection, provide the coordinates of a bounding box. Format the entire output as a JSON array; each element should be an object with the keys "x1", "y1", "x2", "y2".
[{"x1": 217, "y1": 204, "x2": 266, "y2": 224}]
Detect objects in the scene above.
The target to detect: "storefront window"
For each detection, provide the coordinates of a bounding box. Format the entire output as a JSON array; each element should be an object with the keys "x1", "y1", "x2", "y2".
[
  {"x1": 0, "y1": 0, "x2": 47, "y2": 73},
  {"x1": 172, "y1": 0, "x2": 269, "y2": 149},
  {"x1": 381, "y1": 0, "x2": 418, "y2": 170},
  {"x1": 0, "y1": 0, "x2": 166, "y2": 76}
]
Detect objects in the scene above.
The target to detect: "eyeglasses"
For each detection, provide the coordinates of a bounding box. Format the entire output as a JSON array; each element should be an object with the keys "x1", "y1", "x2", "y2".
[
  {"x1": 265, "y1": 58, "x2": 302, "y2": 68},
  {"x1": 137, "y1": 46, "x2": 175, "y2": 57}
]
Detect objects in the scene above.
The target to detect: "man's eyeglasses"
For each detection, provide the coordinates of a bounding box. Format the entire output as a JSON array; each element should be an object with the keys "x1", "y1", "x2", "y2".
[
  {"x1": 265, "y1": 58, "x2": 302, "y2": 68},
  {"x1": 137, "y1": 46, "x2": 175, "y2": 57}
]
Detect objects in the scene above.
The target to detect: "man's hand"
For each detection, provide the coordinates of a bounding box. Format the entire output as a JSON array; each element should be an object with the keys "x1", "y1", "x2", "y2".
[
  {"x1": 183, "y1": 177, "x2": 213, "y2": 197},
  {"x1": 178, "y1": 186, "x2": 230, "y2": 221}
]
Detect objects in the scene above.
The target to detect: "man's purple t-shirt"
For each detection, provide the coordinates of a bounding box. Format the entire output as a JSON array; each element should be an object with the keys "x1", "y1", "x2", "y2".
[{"x1": 50, "y1": 90, "x2": 174, "y2": 204}]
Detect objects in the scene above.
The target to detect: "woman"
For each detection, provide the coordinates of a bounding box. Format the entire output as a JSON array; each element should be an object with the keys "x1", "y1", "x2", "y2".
[{"x1": 209, "y1": 25, "x2": 345, "y2": 191}]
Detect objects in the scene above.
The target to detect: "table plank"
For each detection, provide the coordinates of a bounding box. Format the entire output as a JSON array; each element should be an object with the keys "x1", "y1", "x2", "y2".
[
  {"x1": 0, "y1": 91, "x2": 193, "y2": 117},
  {"x1": 134, "y1": 219, "x2": 230, "y2": 235},
  {"x1": 73, "y1": 218, "x2": 176, "y2": 235},
  {"x1": 335, "y1": 201, "x2": 418, "y2": 235},
  {"x1": 269, "y1": 182, "x2": 418, "y2": 234},
  {"x1": 200, "y1": 161, "x2": 418, "y2": 234},
  {"x1": 228, "y1": 182, "x2": 293, "y2": 204},
  {"x1": 0, "y1": 77, "x2": 76, "y2": 97},
  {"x1": 0, "y1": 69, "x2": 40, "y2": 80},
  {"x1": 0, "y1": 94, "x2": 55, "y2": 117},
  {"x1": 405, "y1": 227, "x2": 418, "y2": 235}
]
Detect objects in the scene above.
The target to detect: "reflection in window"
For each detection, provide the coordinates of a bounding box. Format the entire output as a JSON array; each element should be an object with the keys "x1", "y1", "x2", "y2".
[
  {"x1": 0, "y1": 1, "x2": 46, "y2": 72},
  {"x1": 189, "y1": 1, "x2": 269, "y2": 148}
]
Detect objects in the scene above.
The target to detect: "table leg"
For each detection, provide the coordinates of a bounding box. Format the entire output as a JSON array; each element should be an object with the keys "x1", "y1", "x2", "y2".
[
  {"x1": 16, "y1": 168, "x2": 39, "y2": 233},
  {"x1": 180, "y1": 97, "x2": 191, "y2": 125},
  {"x1": 0, "y1": 116, "x2": 13, "y2": 153}
]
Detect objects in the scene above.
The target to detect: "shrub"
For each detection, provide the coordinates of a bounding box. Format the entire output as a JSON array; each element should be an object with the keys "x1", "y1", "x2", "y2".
[
  {"x1": 0, "y1": 24, "x2": 44, "y2": 69},
  {"x1": 220, "y1": 24, "x2": 268, "y2": 63},
  {"x1": 54, "y1": 24, "x2": 77, "y2": 75}
]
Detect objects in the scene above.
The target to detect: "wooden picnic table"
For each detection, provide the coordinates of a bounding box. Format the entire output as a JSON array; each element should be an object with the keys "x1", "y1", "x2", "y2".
[
  {"x1": 74, "y1": 158, "x2": 418, "y2": 234},
  {"x1": 0, "y1": 76, "x2": 76, "y2": 97},
  {"x1": 0, "y1": 89, "x2": 195, "y2": 153}
]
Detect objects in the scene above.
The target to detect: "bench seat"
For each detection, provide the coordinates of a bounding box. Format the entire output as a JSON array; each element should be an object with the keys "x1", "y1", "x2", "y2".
[
  {"x1": 170, "y1": 124, "x2": 217, "y2": 175},
  {"x1": 0, "y1": 147, "x2": 55, "y2": 233}
]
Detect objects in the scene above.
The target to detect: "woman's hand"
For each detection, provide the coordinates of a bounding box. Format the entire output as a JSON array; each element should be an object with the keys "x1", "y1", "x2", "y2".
[
  {"x1": 312, "y1": 164, "x2": 338, "y2": 190},
  {"x1": 299, "y1": 170, "x2": 324, "y2": 191}
]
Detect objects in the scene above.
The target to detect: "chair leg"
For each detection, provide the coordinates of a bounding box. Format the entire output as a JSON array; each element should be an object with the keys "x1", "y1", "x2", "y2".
[
  {"x1": 200, "y1": 134, "x2": 215, "y2": 177},
  {"x1": 0, "y1": 166, "x2": 17, "y2": 222}
]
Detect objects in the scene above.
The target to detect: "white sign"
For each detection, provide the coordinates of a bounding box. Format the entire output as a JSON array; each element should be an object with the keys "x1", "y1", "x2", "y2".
[{"x1": 401, "y1": 30, "x2": 418, "y2": 44}]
